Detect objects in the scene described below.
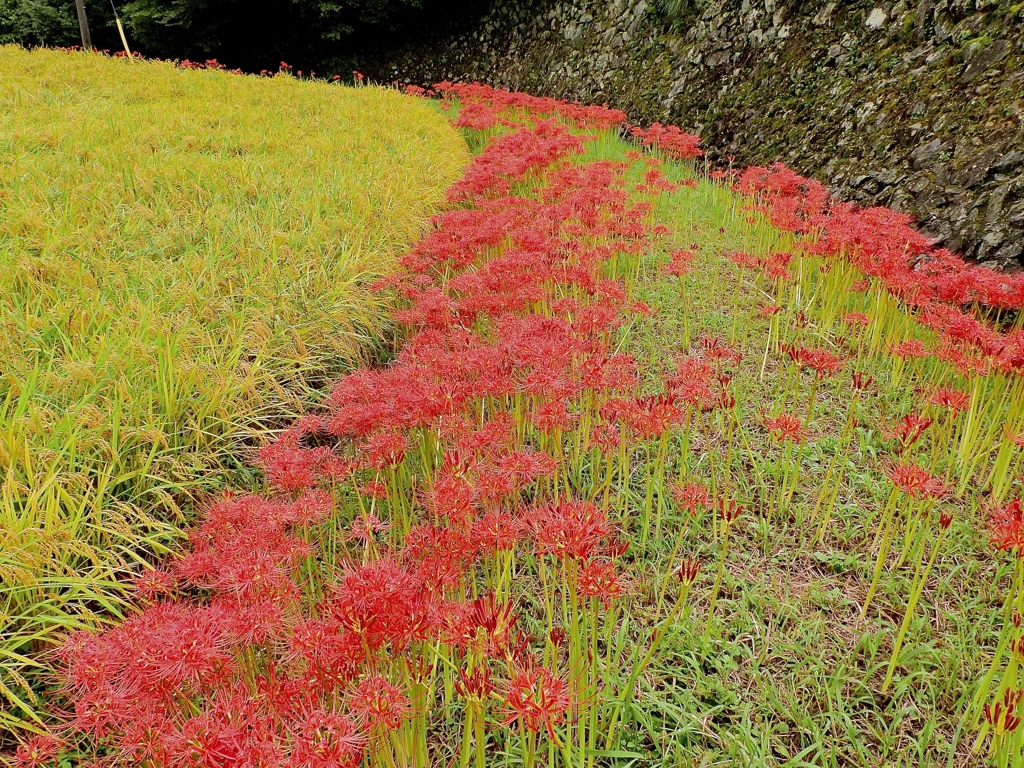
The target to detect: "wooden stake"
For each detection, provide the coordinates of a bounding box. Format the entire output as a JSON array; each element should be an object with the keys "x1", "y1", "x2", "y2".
[
  {"x1": 115, "y1": 17, "x2": 131, "y2": 58},
  {"x1": 74, "y1": 0, "x2": 92, "y2": 50}
]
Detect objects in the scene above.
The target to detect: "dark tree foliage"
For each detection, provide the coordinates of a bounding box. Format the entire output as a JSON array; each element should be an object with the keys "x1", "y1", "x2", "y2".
[
  {"x1": 0, "y1": 0, "x2": 480, "y2": 72},
  {"x1": 1, "y1": 0, "x2": 89, "y2": 47}
]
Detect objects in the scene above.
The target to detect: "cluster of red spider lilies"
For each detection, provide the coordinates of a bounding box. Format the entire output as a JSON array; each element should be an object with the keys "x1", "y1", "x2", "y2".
[{"x1": 13, "y1": 83, "x2": 1024, "y2": 768}]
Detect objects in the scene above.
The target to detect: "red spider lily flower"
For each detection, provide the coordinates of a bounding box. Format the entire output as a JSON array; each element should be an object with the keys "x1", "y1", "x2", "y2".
[
  {"x1": 13, "y1": 734, "x2": 63, "y2": 768},
  {"x1": 548, "y1": 627, "x2": 567, "y2": 647},
  {"x1": 172, "y1": 494, "x2": 311, "y2": 603},
  {"x1": 356, "y1": 481, "x2": 388, "y2": 500},
  {"x1": 455, "y1": 666, "x2": 495, "y2": 702},
  {"x1": 453, "y1": 101, "x2": 503, "y2": 130},
  {"x1": 578, "y1": 558, "x2": 621, "y2": 606},
  {"x1": 789, "y1": 346, "x2": 845, "y2": 378},
  {"x1": 471, "y1": 510, "x2": 522, "y2": 553},
  {"x1": 435, "y1": 82, "x2": 626, "y2": 130},
  {"x1": 659, "y1": 262, "x2": 692, "y2": 280},
  {"x1": 933, "y1": 342, "x2": 991, "y2": 377},
  {"x1": 763, "y1": 413, "x2": 806, "y2": 442},
  {"x1": 446, "y1": 593, "x2": 519, "y2": 655},
  {"x1": 360, "y1": 431, "x2": 408, "y2": 469},
  {"x1": 527, "y1": 499, "x2": 611, "y2": 560},
  {"x1": 588, "y1": 423, "x2": 623, "y2": 453},
  {"x1": 444, "y1": 413, "x2": 515, "y2": 457},
  {"x1": 699, "y1": 335, "x2": 742, "y2": 365},
  {"x1": 289, "y1": 619, "x2": 365, "y2": 687},
  {"x1": 349, "y1": 675, "x2": 408, "y2": 732},
  {"x1": 501, "y1": 664, "x2": 571, "y2": 739},
  {"x1": 759, "y1": 251, "x2": 793, "y2": 280},
  {"x1": 294, "y1": 414, "x2": 325, "y2": 435},
  {"x1": 940, "y1": 511, "x2": 954, "y2": 530},
  {"x1": 531, "y1": 398, "x2": 577, "y2": 433},
  {"x1": 113, "y1": 714, "x2": 175, "y2": 765},
  {"x1": 403, "y1": 523, "x2": 477, "y2": 591},
  {"x1": 402, "y1": 84, "x2": 433, "y2": 98},
  {"x1": 662, "y1": 248, "x2": 696, "y2": 278},
  {"x1": 668, "y1": 356, "x2": 716, "y2": 409},
  {"x1": 289, "y1": 488, "x2": 334, "y2": 527},
  {"x1": 759, "y1": 302, "x2": 782, "y2": 317},
  {"x1": 349, "y1": 514, "x2": 390, "y2": 543},
  {"x1": 844, "y1": 312, "x2": 872, "y2": 326},
  {"x1": 330, "y1": 560, "x2": 438, "y2": 651},
  {"x1": 985, "y1": 688, "x2": 1023, "y2": 735},
  {"x1": 582, "y1": 354, "x2": 638, "y2": 394},
  {"x1": 851, "y1": 371, "x2": 874, "y2": 391},
  {"x1": 602, "y1": 395, "x2": 682, "y2": 439},
  {"x1": 929, "y1": 386, "x2": 970, "y2": 413},
  {"x1": 677, "y1": 556, "x2": 701, "y2": 584},
  {"x1": 851, "y1": 279, "x2": 870, "y2": 292},
  {"x1": 292, "y1": 710, "x2": 365, "y2": 768},
  {"x1": 673, "y1": 355, "x2": 715, "y2": 384},
  {"x1": 637, "y1": 167, "x2": 681, "y2": 194},
  {"x1": 718, "y1": 498, "x2": 744, "y2": 524},
  {"x1": 508, "y1": 442, "x2": 564, "y2": 480},
  {"x1": 890, "y1": 339, "x2": 930, "y2": 360},
  {"x1": 882, "y1": 414, "x2": 933, "y2": 452},
  {"x1": 448, "y1": 121, "x2": 586, "y2": 201},
  {"x1": 169, "y1": 711, "x2": 257, "y2": 767},
  {"x1": 606, "y1": 537, "x2": 631, "y2": 559},
  {"x1": 135, "y1": 568, "x2": 176, "y2": 603},
  {"x1": 992, "y1": 499, "x2": 1024, "y2": 554},
  {"x1": 883, "y1": 462, "x2": 946, "y2": 499},
  {"x1": 471, "y1": 467, "x2": 520, "y2": 505},
  {"x1": 257, "y1": 430, "x2": 338, "y2": 492},
  {"x1": 629, "y1": 122, "x2": 702, "y2": 159},
  {"x1": 670, "y1": 482, "x2": 710, "y2": 515},
  {"x1": 427, "y1": 470, "x2": 476, "y2": 523}
]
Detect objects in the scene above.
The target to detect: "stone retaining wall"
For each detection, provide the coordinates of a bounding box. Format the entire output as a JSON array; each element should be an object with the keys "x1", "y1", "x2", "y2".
[{"x1": 362, "y1": 0, "x2": 1024, "y2": 269}]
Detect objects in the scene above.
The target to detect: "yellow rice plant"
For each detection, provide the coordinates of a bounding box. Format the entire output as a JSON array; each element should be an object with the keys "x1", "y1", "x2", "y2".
[{"x1": 0, "y1": 45, "x2": 468, "y2": 737}]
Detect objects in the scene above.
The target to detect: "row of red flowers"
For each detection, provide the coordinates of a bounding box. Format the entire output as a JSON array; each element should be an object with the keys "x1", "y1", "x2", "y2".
[{"x1": 11, "y1": 77, "x2": 1024, "y2": 767}]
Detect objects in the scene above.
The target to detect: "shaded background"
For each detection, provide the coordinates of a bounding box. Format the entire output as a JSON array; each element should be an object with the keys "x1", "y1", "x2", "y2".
[{"x1": 0, "y1": 0, "x2": 489, "y2": 74}]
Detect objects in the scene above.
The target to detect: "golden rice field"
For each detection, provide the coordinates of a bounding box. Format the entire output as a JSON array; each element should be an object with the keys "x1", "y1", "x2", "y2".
[{"x1": 0, "y1": 46, "x2": 469, "y2": 737}]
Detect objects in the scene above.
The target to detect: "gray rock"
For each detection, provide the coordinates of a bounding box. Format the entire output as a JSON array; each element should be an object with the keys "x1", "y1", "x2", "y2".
[
  {"x1": 993, "y1": 151, "x2": 1024, "y2": 173},
  {"x1": 962, "y1": 38, "x2": 1010, "y2": 81},
  {"x1": 994, "y1": 241, "x2": 1024, "y2": 264},
  {"x1": 911, "y1": 138, "x2": 945, "y2": 170},
  {"x1": 987, "y1": 183, "x2": 1014, "y2": 223},
  {"x1": 876, "y1": 168, "x2": 901, "y2": 185},
  {"x1": 813, "y1": 2, "x2": 836, "y2": 26},
  {"x1": 865, "y1": 8, "x2": 888, "y2": 29}
]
